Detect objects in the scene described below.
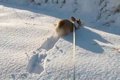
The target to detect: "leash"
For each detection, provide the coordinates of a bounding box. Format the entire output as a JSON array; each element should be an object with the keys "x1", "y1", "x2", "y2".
[{"x1": 73, "y1": 26, "x2": 76, "y2": 80}]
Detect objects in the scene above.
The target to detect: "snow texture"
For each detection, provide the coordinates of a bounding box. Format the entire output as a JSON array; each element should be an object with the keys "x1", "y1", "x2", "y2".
[
  {"x1": 27, "y1": 50, "x2": 47, "y2": 74},
  {"x1": 0, "y1": 0, "x2": 120, "y2": 80}
]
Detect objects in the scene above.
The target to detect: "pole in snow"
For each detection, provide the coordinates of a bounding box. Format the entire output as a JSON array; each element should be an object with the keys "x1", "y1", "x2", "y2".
[{"x1": 73, "y1": 27, "x2": 76, "y2": 80}]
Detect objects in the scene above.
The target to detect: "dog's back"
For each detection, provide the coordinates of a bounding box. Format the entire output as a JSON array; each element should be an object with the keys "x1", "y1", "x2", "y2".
[
  {"x1": 56, "y1": 17, "x2": 81, "y2": 36},
  {"x1": 56, "y1": 19, "x2": 74, "y2": 36}
]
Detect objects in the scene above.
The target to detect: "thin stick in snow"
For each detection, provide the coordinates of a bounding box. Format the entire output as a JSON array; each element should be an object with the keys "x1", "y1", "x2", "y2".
[{"x1": 73, "y1": 26, "x2": 76, "y2": 80}]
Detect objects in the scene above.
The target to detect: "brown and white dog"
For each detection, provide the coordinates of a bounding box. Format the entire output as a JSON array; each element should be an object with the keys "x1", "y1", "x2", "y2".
[{"x1": 56, "y1": 16, "x2": 82, "y2": 36}]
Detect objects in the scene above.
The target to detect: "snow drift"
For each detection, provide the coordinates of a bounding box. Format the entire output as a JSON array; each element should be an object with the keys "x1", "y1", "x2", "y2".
[{"x1": 0, "y1": 0, "x2": 120, "y2": 80}]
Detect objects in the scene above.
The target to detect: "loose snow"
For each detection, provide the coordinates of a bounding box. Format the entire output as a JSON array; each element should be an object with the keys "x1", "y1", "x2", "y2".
[{"x1": 0, "y1": 0, "x2": 120, "y2": 80}]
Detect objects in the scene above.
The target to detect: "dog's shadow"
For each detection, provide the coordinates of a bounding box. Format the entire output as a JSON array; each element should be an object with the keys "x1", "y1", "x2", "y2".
[{"x1": 63, "y1": 26, "x2": 109, "y2": 54}]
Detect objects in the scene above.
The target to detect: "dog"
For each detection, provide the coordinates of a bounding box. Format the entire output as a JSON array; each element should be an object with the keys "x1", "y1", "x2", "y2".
[{"x1": 56, "y1": 16, "x2": 82, "y2": 36}]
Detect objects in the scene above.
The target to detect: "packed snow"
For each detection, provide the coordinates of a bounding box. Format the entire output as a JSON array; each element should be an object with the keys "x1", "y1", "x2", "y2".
[{"x1": 0, "y1": 0, "x2": 120, "y2": 80}]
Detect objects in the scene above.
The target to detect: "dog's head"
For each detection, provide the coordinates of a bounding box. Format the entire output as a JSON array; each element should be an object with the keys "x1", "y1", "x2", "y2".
[{"x1": 70, "y1": 16, "x2": 81, "y2": 28}]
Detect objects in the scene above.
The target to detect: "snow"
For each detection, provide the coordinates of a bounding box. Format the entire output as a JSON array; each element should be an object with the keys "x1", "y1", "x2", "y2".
[
  {"x1": 0, "y1": 0, "x2": 120, "y2": 80},
  {"x1": 27, "y1": 52, "x2": 46, "y2": 74}
]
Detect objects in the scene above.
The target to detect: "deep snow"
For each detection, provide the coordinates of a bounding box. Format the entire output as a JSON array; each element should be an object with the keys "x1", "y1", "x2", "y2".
[{"x1": 0, "y1": 0, "x2": 120, "y2": 80}]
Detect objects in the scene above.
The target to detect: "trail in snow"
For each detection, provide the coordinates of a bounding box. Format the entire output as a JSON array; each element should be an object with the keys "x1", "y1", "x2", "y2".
[
  {"x1": 38, "y1": 36, "x2": 60, "y2": 51},
  {"x1": 27, "y1": 35, "x2": 60, "y2": 74},
  {"x1": 27, "y1": 51, "x2": 46, "y2": 74}
]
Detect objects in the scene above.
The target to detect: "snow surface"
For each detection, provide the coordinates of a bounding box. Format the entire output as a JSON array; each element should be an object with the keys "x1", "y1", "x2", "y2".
[{"x1": 0, "y1": 0, "x2": 120, "y2": 80}]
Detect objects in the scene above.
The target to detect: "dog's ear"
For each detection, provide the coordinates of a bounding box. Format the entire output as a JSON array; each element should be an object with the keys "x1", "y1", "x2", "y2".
[
  {"x1": 71, "y1": 16, "x2": 76, "y2": 22},
  {"x1": 78, "y1": 19, "x2": 82, "y2": 25}
]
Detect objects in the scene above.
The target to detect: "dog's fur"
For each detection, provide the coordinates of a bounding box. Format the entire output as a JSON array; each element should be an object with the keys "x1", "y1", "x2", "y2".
[{"x1": 56, "y1": 17, "x2": 81, "y2": 36}]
